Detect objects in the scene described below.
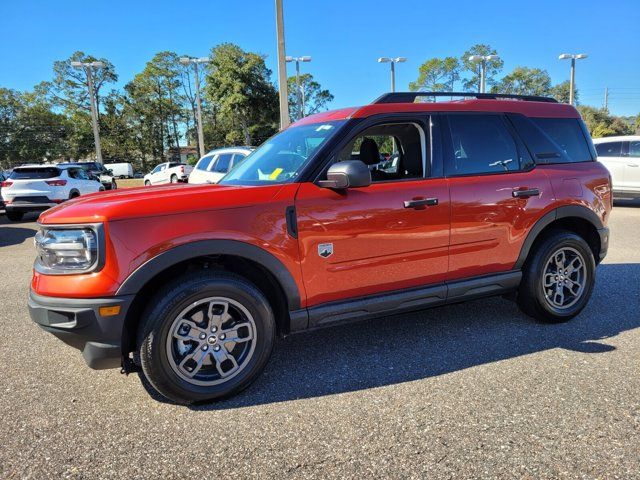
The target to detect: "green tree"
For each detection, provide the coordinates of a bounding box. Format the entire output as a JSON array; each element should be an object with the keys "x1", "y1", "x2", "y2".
[
  {"x1": 492, "y1": 67, "x2": 552, "y2": 96},
  {"x1": 550, "y1": 80, "x2": 578, "y2": 104},
  {"x1": 409, "y1": 57, "x2": 460, "y2": 92},
  {"x1": 204, "y1": 43, "x2": 278, "y2": 145},
  {"x1": 461, "y1": 44, "x2": 504, "y2": 92},
  {"x1": 287, "y1": 73, "x2": 334, "y2": 121},
  {"x1": 577, "y1": 106, "x2": 633, "y2": 138}
]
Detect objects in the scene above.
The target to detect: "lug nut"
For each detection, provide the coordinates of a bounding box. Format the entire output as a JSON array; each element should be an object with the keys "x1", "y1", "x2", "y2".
[
  {"x1": 202, "y1": 345, "x2": 209, "y2": 351},
  {"x1": 214, "y1": 345, "x2": 221, "y2": 351},
  {"x1": 211, "y1": 326, "x2": 217, "y2": 333},
  {"x1": 199, "y1": 333, "x2": 206, "y2": 340},
  {"x1": 219, "y1": 334, "x2": 226, "y2": 340}
]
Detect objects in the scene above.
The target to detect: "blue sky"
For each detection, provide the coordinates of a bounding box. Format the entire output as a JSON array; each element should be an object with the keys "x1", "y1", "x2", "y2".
[{"x1": 1, "y1": 0, "x2": 639, "y2": 115}]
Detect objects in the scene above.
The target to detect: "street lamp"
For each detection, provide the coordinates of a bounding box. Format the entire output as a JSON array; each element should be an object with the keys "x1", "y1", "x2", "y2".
[
  {"x1": 468, "y1": 55, "x2": 499, "y2": 93},
  {"x1": 285, "y1": 55, "x2": 312, "y2": 120},
  {"x1": 71, "y1": 61, "x2": 105, "y2": 162},
  {"x1": 180, "y1": 56, "x2": 210, "y2": 158},
  {"x1": 377, "y1": 57, "x2": 407, "y2": 92},
  {"x1": 559, "y1": 53, "x2": 587, "y2": 106}
]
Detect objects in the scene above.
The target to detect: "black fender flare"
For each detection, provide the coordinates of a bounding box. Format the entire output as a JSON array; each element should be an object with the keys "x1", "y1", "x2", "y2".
[
  {"x1": 116, "y1": 239, "x2": 301, "y2": 310},
  {"x1": 514, "y1": 205, "x2": 605, "y2": 269}
]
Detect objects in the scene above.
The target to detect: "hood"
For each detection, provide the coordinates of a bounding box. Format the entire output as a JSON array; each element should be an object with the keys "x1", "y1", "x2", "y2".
[{"x1": 39, "y1": 183, "x2": 287, "y2": 224}]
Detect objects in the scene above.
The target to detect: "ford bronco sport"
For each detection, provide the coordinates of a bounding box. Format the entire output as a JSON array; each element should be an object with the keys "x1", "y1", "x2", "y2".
[{"x1": 29, "y1": 92, "x2": 611, "y2": 404}]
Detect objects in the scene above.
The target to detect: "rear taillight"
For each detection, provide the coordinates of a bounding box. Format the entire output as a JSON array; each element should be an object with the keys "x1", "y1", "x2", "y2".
[
  {"x1": 45, "y1": 180, "x2": 67, "y2": 186},
  {"x1": 1, "y1": 181, "x2": 13, "y2": 187}
]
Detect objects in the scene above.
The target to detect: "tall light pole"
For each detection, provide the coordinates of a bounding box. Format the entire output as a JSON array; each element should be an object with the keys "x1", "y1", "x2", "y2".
[
  {"x1": 559, "y1": 53, "x2": 587, "y2": 106},
  {"x1": 71, "y1": 61, "x2": 104, "y2": 163},
  {"x1": 180, "y1": 56, "x2": 210, "y2": 158},
  {"x1": 468, "y1": 55, "x2": 500, "y2": 93},
  {"x1": 275, "y1": 0, "x2": 290, "y2": 130},
  {"x1": 377, "y1": 57, "x2": 407, "y2": 92},
  {"x1": 286, "y1": 56, "x2": 311, "y2": 120}
]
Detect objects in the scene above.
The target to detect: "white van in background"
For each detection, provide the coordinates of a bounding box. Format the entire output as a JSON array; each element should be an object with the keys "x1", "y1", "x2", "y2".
[
  {"x1": 188, "y1": 147, "x2": 254, "y2": 184},
  {"x1": 104, "y1": 162, "x2": 134, "y2": 179}
]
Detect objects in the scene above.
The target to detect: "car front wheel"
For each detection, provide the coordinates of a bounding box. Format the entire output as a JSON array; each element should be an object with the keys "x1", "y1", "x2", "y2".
[
  {"x1": 517, "y1": 230, "x2": 596, "y2": 323},
  {"x1": 5, "y1": 210, "x2": 24, "y2": 221},
  {"x1": 137, "y1": 271, "x2": 275, "y2": 404}
]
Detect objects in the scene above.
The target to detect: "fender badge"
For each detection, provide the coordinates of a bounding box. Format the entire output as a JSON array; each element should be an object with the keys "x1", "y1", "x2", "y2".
[{"x1": 318, "y1": 243, "x2": 333, "y2": 258}]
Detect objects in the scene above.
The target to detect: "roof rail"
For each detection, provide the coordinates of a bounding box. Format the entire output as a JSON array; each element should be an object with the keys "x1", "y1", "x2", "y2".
[{"x1": 372, "y1": 92, "x2": 558, "y2": 104}]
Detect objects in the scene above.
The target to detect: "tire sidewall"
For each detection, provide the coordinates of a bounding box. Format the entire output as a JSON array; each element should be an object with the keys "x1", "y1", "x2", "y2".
[
  {"x1": 530, "y1": 233, "x2": 596, "y2": 321},
  {"x1": 140, "y1": 274, "x2": 275, "y2": 403}
]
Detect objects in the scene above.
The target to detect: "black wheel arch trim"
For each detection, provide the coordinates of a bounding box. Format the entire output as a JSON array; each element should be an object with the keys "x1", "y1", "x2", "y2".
[
  {"x1": 116, "y1": 239, "x2": 302, "y2": 311},
  {"x1": 515, "y1": 205, "x2": 605, "y2": 269}
]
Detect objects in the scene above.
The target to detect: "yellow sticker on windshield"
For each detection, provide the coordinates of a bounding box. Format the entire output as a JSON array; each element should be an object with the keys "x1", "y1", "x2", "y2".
[{"x1": 269, "y1": 168, "x2": 283, "y2": 180}]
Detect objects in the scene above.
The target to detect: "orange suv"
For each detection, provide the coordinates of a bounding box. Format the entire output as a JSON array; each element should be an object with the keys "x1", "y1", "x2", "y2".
[{"x1": 29, "y1": 92, "x2": 612, "y2": 404}]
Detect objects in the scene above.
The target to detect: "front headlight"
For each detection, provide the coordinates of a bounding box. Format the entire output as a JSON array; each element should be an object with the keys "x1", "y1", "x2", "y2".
[{"x1": 34, "y1": 226, "x2": 102, "y2": 274}]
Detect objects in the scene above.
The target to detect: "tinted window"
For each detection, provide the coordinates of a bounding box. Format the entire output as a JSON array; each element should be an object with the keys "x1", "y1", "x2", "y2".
[
  {"x1": 595, "y1": 142, "x2": 623, "y2": 157},
  {"x1": 532, "y1": 118, "x2": 592, "y2": 162},
  {"x1": 168, "y1": 162, "x2": 183, "y2": 168},
  {"x1": 232, "y1": 153, "x2": 246, "y2": 164},
  {"x1": 196, "y1": 155, "x2": 216, "y2": 171},
  {"x1": 212, "y1": 154, "x2": 233, "y2": 173},
  {"x1": 446, "y1": 115, "x2": 519, "y2": 175},
  {"x1": 628, "y1": 141, "x2": 640, "y2": 158},
  {"x1": 10, "y1": 167, "x2": 60, "y2": 180}
]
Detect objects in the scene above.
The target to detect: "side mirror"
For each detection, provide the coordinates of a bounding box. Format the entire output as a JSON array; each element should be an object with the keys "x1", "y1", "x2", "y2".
[{"x1": 317, "y1": 160, "x2": 371, "y2": 189}]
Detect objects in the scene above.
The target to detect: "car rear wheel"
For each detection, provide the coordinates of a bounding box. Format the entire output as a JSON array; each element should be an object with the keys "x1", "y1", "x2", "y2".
[
  {"x1": 137, "y1": 271, "x2": 275, "y2": 404},
  {"x1": 144, "y1": 180, "x2": 151, "y2": 186},
  {"x1": 517, "y1": 230, "x2": 596, "y2": 323},
  {"x1": 5, "y1": 210, "x2": 24, "y2": 221},
  {"x1": 170, "y1": 174, "x2": 178, "y2": 183},
  {"x1": 111, "y1": 180, "x2": 117, "y2": 190}
]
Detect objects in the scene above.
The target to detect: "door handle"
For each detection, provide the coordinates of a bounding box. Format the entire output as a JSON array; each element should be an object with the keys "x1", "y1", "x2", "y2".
[
  {"x1": 403, "y1": 197, "x2": 438, "y2": 208},
  {"x1": 512, "y1": 188, "x2": 540, "y2": 198}
]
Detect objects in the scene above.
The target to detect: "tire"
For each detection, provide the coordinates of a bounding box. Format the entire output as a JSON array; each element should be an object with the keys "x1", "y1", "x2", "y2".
[
  {"x1": 111, "y1": 180, "x2": 117, "y2": 190},
  {"x1": 69, "y1": 191, "x2": 80, "y2": 199},
  {"x1": 170, "y1": 174, "x2": 178, "y2": 184},
  {"x1": 5, "y1": 210, "x2": 24, "y2": 221},
  {"x1": 137, "y1": 271, "x2": 275, "y2": 404},
  {"x1": 517, "y1": 230, "x2": 596, "y2": 323},
  {"x1": 144, "y1": 180, "x2": 151, "y2": 186}
]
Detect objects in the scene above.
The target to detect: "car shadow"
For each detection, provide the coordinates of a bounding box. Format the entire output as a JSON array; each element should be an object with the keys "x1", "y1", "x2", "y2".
[
  {"x1": 613, "y1": 198, "x2": 640, "y2": 208},
  {"x1": 136, "y1": 263, "x2": 640, "y2": 409},
  {"x1": 0, "y1": 213, "x2": 38, "y2": 247}
]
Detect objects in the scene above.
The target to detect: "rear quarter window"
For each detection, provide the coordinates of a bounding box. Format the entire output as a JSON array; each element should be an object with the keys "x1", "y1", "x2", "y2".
[
  {"x1": 595, "y1": 141, "x2": 623, "y2": 157},
  {"x1": 531, "y1": 118, "x2": 593, "y2": 163},
  {"x1": 9, "y1": 167, "x2": 61, "y2": 180}
]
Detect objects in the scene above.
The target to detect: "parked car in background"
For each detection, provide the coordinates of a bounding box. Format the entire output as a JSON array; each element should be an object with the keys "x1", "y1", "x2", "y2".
[
  {"x1": 1, "y1": 164, "x2": 103, "y2": 221},
  {"x1": 144, "y1": 162, "x2": 193, "y2": 185},
  {"x1": 188, "y1": 147, "x2": 254, "y2": 184},
  {"x1": 133, "y1": 172, "x2": 144, "y2": 178},
  {"x1": 593, "y1": 136, "x2": 640, "y2": 199},
  {"x1": 104, "y1": 162, "x2": 134, "y2": 179},
  {"x1": 58, "y1": 162, "x2": 117, "y2": 190}
]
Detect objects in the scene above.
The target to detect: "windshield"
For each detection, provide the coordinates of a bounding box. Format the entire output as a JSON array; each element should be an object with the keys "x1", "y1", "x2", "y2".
[{"x1": 220, "y1": 121, "x2": 345, "y2": 185}]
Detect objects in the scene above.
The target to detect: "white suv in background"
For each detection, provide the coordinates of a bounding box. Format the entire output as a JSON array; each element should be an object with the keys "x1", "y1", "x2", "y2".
[
  {"x1": 593, "y1": 135, "x2": 640, "y2": 198},
  {"x1": 188, "y1": 147, "x2": 253, "y2": 184},
  {"x1": 1, "y1": 165, "x2": 104, "y2": 221}
]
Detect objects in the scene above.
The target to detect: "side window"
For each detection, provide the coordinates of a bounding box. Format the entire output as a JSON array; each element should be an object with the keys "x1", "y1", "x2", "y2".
[
  {"x1": 76, "y1": 169, "x2": 89, "y2": 180},
  {"x1": 196, "y1": 155, "x2": 215, "y2": 171},
  {"x1": 595, "y1": 142, "x2": 623, "y2": 157},
  {"x1": 212, "y1": 154, "x2": 233, "y2": 173},
  {"x1": 627, "y1": 141, "x2": 640, "y2": 158},
  {"x1": 336, "y1": 122, "x2": 425, "y2": 182},
  {"x1": 445, "y1": 115, "x2": 520, "y2": 175},
  {"x1": 67, "y1": 169, "x2": 78, "y2": 179},
  {"x1": 532, "y1": 118, "x2": 592, "y2": 162},
  {"x1": 232, "y1": 153, "x2": 246, "y2": 165}
]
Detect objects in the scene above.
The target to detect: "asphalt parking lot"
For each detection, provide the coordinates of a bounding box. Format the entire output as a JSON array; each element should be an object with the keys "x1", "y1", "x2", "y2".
[{"x1": 0, "y1": 204, "x2": 639, "y2": 479}]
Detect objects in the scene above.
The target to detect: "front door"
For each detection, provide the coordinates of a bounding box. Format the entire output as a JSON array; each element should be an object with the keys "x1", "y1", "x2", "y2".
[
  {"x1": 595, "y1": 140, "x2": 626, "y2": 194},
  {"x1": 295, "y1": 118, "x2": 450, "y2": 307}
]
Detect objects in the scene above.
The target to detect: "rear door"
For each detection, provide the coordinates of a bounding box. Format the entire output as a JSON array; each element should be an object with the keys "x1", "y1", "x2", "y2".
[
  {"x1": 210, "y1": 153, "x2": 233, "y2": 183},
  {"x1": 626, "y1": 140, "x2": 640, "y2": 193},
  {"x1": 595, "y1": 141, "x2": 626, "y2": 193},
  {"x1": 295, "y1": 115, "x2": 450, "y2": 307},
  {"x1": 443, "y1": 113, "x2": 552, "y2": 280}
]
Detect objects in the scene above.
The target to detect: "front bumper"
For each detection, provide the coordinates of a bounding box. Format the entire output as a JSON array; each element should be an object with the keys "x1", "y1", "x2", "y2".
[
  {"x1": 28, "y1": 290, "x2": 134, "y2": 369},
  {"x1": 597, "y1": 226, "x2": 610, "y2": 262}
]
